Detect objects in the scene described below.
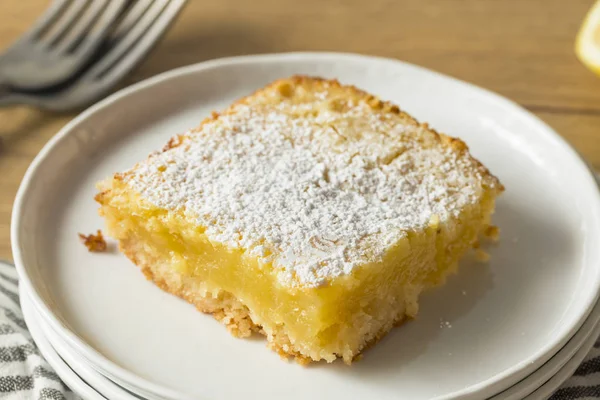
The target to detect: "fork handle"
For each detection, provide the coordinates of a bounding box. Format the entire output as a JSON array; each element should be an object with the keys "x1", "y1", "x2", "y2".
[
  {"x1": 0, "y1": 80, "x2": 9, "y2": 96},
  {"x1": 0, "y1": 87, "x2": 26, "y2": 108},
  {"x1": 0, "y1": 71, "x2": 11, "y2": 93}
]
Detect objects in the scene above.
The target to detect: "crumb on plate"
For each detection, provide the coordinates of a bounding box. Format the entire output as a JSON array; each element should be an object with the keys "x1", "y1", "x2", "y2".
[{"x1": 79, "y1": 230, "x2": 107, "y2": 252}]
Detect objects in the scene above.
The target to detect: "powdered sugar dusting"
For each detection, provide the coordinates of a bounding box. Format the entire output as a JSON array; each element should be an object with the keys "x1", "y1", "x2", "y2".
[{"x1": 125, "y1": 96, "x2": 492, "y2": 287}]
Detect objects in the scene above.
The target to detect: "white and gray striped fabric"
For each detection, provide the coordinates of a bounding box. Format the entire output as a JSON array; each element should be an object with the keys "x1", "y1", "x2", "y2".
[
  {"x1": 0, "y1": 260, "x2": 598, "y2": 400},
  {"x1": 0, "y1": 261, "x2": 79, "y2": 400}
]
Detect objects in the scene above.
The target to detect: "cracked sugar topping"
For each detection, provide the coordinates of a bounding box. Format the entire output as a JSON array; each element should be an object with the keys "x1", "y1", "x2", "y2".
[{"x1": 124, "y1": 88, "x2": 498, "y2": 288}]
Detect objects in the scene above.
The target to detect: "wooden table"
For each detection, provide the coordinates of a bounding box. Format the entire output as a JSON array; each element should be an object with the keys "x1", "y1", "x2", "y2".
[{"x1": 1, "y1": 0, "x2": 599, "y2": 261}]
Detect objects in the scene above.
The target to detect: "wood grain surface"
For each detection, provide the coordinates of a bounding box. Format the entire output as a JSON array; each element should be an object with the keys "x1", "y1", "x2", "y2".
[{"x1": 1, "y1": 0, "x2": 599, "y2": 260}]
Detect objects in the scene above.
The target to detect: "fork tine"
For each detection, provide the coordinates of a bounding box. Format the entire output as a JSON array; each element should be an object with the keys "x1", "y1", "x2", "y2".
[
  {"x1": 42, "y1": 1, "x2": 88, "y2": 47},
  {"x1": 90, "y1": 0, "x2": 182, "y2": 79},
  {"x1": 109, "y1": 0, "x2": 154, "y2": 39},
  {"x1": 55, "y1": 0, "x2": 127, "y2": 55},
  {"x1": 103, "y1": 0, "x2": 187, "y2": 81},
  {"x1": 53, "y1": 0, "x2": 108, "y2": 53},
  {"x1": 26, "y1": 0, "x2": 70, "y2": 40},
  {"x1": 0, "y1": 0, "x2": 187, "y2": 111}
]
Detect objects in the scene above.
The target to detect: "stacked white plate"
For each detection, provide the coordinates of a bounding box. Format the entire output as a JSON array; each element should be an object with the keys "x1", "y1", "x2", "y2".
[{"x1": 12, "y1": 53, "x2": 600, "y2": 400}]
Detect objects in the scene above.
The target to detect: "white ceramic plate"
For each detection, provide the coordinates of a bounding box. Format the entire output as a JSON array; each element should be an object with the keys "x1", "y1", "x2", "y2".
[
  {"x1": 489, "y1": 284, "x2": 600, "y2": 399},
  {"x1": 524, "y1": 333, "x2": 600, "y2": 400},
  {"x1": 20, "y1": 285, "x2": 107, "y2": 400},
  {"x1": 24, "y1": 264, "x2": 600, "y2": 400},
  {"x1": 20, "y1": 285, "x2": 146, "y2": 400},
  {"x1": 12, "y1": 53, "x2": 600, "y2": 400}
]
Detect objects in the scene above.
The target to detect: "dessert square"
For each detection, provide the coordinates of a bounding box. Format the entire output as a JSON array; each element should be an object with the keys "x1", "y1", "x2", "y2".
[{"x1": 96, "y1": 76, "x2": 503, "y2": 364}]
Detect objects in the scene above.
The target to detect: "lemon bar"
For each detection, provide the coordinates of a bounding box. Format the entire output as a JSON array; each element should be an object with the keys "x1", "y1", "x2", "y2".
[{"x1": 96, "y1": 76, "x2": 503, "y2": 364}]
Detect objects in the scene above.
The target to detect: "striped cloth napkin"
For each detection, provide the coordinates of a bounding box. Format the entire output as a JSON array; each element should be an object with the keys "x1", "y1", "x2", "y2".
[
  {"x1": 0, "y1": 259, "x2": 598, "y2": 400},
  {"x1": 0, "y1": 261, "x2": 79, "y2": 400}
]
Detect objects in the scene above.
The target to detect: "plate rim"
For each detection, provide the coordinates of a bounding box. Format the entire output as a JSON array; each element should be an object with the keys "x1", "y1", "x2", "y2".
[
  {"x1": 20, "y1": 284, "x2": 108, "y2": 400},
  {"x1": 20, "y1": 288, "x2": 144, "y2": 400},
  {"x1": 490, "y1": 277, "x2": 600, "y2": 399},
  {"x1": 20, "y1": 282, "x2": 188, "y2": 400},
  {"x1": 11, "y1": 51, "x2": 600, "y2": 400},
  {"x1": 522, "y1": 320, "x2": 600, "y2": 400}
]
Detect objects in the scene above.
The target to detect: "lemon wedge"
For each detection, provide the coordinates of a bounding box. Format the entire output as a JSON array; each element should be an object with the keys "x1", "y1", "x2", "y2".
[{"x1": 576, "y1": 0, "x2": 600, "y2": 74}]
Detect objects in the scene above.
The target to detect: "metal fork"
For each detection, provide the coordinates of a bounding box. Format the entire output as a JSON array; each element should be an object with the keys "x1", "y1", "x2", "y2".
[
  {"x1": 0, "y1": 0, "x2": 186, "y2": 111},
  {"x1": 0, "y1": 0, "x2": 128, "y2": 90}
]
